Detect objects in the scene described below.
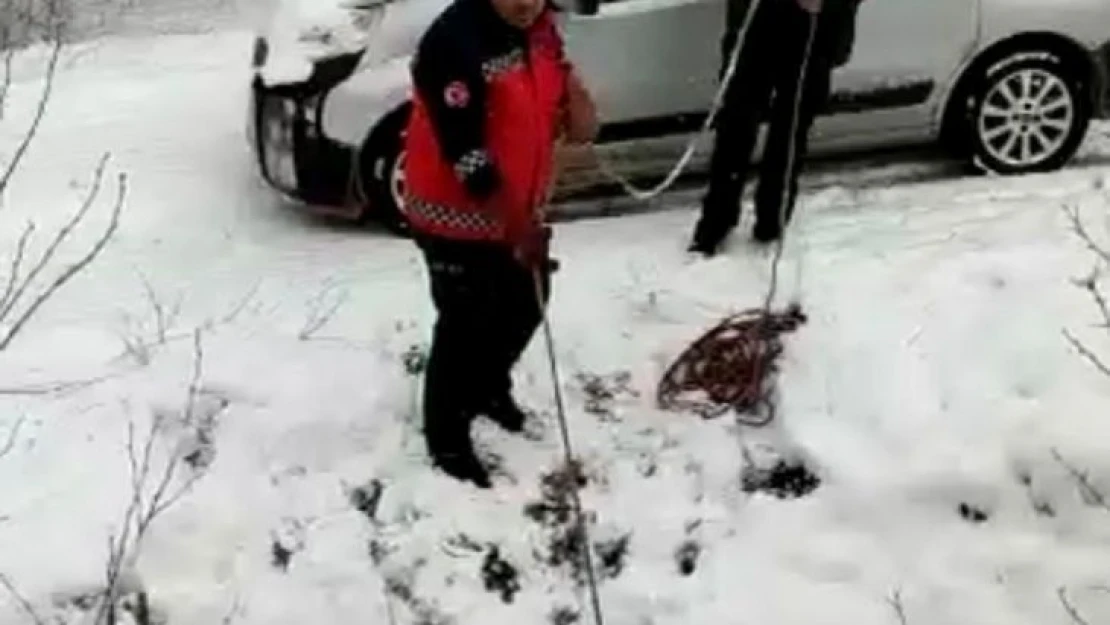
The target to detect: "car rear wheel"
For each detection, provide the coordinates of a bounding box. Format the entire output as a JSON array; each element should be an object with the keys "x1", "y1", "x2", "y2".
[
  {"x1": 359, "y1": 107, "x2": 411, "y2": 237},
  {"x1": 961, "y1": 52, "x2": 1090, "y2": 175}
]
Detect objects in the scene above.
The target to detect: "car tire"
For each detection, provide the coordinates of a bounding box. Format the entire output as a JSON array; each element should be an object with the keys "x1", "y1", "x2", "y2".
[
  {"x1": 358, "y1": 107, "x2": 411, "y2": 237},
  {"x1": 958, "y1": 52, "x2": 1091, "y2": 175}
]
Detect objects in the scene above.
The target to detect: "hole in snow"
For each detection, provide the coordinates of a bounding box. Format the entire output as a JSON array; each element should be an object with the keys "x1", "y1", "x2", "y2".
[
  {"x1": 958, "y1": 502, "x2": 990, "y2": 523},
  {"x1": 481, "y1": 545, "x2": 521, "y2": 604},
  {"x1": 742, "y1": 458, "x2": 822, "y2": 499}
]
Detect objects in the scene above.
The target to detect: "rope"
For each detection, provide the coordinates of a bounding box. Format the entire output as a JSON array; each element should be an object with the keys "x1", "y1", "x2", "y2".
[
  {"x1": 764, "y1": 11, "x2": 818, "y2": 313},
  {"x1": 532, "y1": 269, "x2": 606, "y2": 625},
  {"x1": 592, "y1": 0, "x2": 764, "y2": 201},
  {"x1": 655, "y1": 9, "x2": 820, "y2": 425}
]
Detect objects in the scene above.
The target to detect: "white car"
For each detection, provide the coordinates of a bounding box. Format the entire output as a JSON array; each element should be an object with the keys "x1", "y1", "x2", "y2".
[{"x1": 246, "y1": 0, "x2": 1110, "y2": 233}]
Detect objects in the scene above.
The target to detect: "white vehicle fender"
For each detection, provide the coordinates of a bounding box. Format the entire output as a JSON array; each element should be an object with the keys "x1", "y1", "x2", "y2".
[
  {"x1": 321, "y1": 56, "x2": 414, "y2": 147},
  {"x1": 978, "y1": 0, "x2": 1110, "y2": 53}
]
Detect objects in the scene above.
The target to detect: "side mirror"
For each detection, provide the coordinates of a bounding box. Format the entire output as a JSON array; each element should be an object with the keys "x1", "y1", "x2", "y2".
[{"x1": 576, "y1": 0, "x2": 599, "y2": 16}]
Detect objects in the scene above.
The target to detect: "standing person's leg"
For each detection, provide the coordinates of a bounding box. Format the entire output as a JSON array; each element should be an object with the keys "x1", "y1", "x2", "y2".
[
  {"x1": 752, "y1": 3, "x2": 834, "y2": 242},
  {"x1": 418, "y1": 236, "x2": 497, "y2": 488},
  {"x1": 479, "y1": 248, "x2": 552, "y2": 432},
  {"x1": 689, "y1": 0, "x2": 776, "y2": 255}
]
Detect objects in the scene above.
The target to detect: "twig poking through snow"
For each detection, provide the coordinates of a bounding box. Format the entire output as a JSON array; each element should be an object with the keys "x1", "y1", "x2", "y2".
[
  {"x1": 0, "y1": 155, "x2": 128, "y2": 351},
  {"x1": 887, "y1": 588, "x2": 908, "y2": 625},
  {"x1": 298, "y1": 283, "x2": 348, "y2": 341},
  {"x1": 1064, "y1": 204, "x2": 1110, "y2": 268},
  {"x1": 1063, "y1": 329, "x2": 1110, "y2": 379},
  {"x1": 1051, "y1": 448, "x2": 1109, "y2": 512},
  {"x1": 0, "y1": 572, "x2": 46, "y2": 625},
  {"x1": 0, "y1": 34, "x2": 64, "y2": 197},
  {"x1": 96, "y1": 330, "x2": 212, "y2": 625},
  {"x1": 1062, "y1": 204, "x2": 1110, "y2": 377},
  {"x1": 1058, "y1": 587, "x2": 1092, "y2": 625},
  {"x1": 0, "y1": 415, "x2": 26, "y2": 460}
]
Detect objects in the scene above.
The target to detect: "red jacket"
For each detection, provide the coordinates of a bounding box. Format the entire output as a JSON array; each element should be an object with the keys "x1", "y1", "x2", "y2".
[{"x1": 402, "y1": 0, "x2": 569, "y2": 243}]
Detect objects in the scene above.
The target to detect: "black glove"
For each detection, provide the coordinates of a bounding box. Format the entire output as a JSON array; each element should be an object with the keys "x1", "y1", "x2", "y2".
[{"x1": 455, "y1": 149, "x2": 501, "y2": 200}]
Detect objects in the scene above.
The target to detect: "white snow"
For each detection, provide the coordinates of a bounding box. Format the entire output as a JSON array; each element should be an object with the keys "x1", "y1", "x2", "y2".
[{"x1": 3, "y1": 21, "x2": 1110, "y2": 625}]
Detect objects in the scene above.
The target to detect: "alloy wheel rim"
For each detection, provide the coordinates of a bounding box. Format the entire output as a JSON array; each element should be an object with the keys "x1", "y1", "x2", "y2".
[{"x1": 976, "y1": 67, "x2": 1074, "y2": 168}]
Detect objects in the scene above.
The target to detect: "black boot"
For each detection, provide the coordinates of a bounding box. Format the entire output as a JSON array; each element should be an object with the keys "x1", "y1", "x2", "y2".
[
  {"x1": 482, "y1": 394, "x2": 528, "y2": 434},
  {"x1": 752, "y1": 220, "x2": 782, "y2": 244},
  {"x1": 426, "y1": 415, "x2": 492, "y2": 488},
  {"x1": 430, "y1": 446, "x2": 492, "y2": 489}
]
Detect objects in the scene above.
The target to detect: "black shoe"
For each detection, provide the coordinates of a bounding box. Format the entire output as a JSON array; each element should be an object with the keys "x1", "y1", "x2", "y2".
[
  {"x1": 752, "y1": 221, "x2": 781, "y2": 244},
  {"x1": 687, "y1": 237, "x2": 719, "y2": 257},
  {"x1": 483, "y1": 395, "x2": 527, "y2": 434},
  {"x1": 430, "y1": 446, "x2": 493, "y2": 489}
]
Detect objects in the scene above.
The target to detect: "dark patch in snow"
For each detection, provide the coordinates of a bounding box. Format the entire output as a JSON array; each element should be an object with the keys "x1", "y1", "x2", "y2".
[
  {"x1": 549, "y1": 605, "x2": 581, "y2": 625},
  {"x1": 675, "y1": 539, "x2": 700, "y2": 576},
  {"x1": 385, "y1": 571, "x2": 453, "y2": 625},
  {"x1": 349, "y1": 479, "x2": 385, "y2": 522},
  {"x1": 1016, "y1": 470, "x2": 1056, "y2": 518},
  {"x1": 576, "y1": 371, "x2": 638, "y2": 421},
  {"x1": 547, "y1": 522, "x2": 589, "y2": 580},
  {"x1": 180, "y1": 388, "x2": 231, "y2": 471},
  {"x1": 368, "y1": 538, "x2": 394, "y2": 566},
  {"x1": 524, "y1": 461, "x2": 588, "y2": 527},
  {"x1": 958, "y1": 502, "x2": 990, "y2": 524},
  {"x1": 742, "y1": 458, "x2": 821, "y2": 499},
  {"x1": 596, "y1": 533, "x2": 631, "y2": 580},
  {"x1": 403, "y1": 344, "x2": 429, "y2": 376},
  {"x1": 523, "y1": 462, "x2": 630, "y2": 585},
  {"x1": 271, "y1": 538, "x2": 295, "y2": 572},
  {"x1": 481, "y1": 545, "x2": 521, "y2": 604}
]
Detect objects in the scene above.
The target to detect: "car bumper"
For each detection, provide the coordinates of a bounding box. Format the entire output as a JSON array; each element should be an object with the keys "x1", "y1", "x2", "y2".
[
  {"x1": 247, "y1": 47, "x2": 371, "y2": 218},
  {"x1": 250, "y1": 80, "x2": 362, "y2": 217}
]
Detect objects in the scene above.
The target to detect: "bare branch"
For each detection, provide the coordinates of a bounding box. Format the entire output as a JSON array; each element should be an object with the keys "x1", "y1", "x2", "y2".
[
  {"x1": 1062, "y1": 329, "x2": 1110, "y2": 379},
  {"x1": 0, "y1": 572, "x2": 46, "y2": 625},
  {"x1": 0, "y1": 34, "x2": 64, "y2": 197},
  {"x1": 0, "y1": 164, "x2": 127, "y2": 351},
  {"x1": 1059, "y1": 587, "x2": 1092, "y2": 625},
  {"x1": 886, "y1": 588, "x2": 908, "y2": 625},
  {"x1": 298, "y1": 285, "x2": 348, "y2": 341},
  {"x1": 0, "y1": 222, "x2": 35, "y2": 314},
  {"x1": 0, "y1": 154, "x2": 112, "y2": 323},
  {"x1": 0, "y1": 371, "x2": 116, "y2": 396},
  {"x1": 96, "y1": 332, "x2": 212, "y2": 624},
  {"x1": 214, "y1": 281, "x2": 260, "y2": 326},
  {"x1": 0, "y1": 415, "x2": 26, "y2": 460},
  {"x1": 1051, "y1": 448, "x2": 1110, "y2": 512},
  {"x1": 1064, "y1": 204, "x2": 1110, "y2": 268},
  {"x1": 0, "y1": 45, "x2": 14, "y2": 121},
  {"x1": 137, "y1": 271, "x2": 180, "y2": 346}
]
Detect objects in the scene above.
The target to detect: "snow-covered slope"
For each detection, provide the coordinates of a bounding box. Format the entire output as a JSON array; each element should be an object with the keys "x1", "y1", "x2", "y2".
[{"x1": 2, "y1": 27, "x2": 1110, "y2": 625}]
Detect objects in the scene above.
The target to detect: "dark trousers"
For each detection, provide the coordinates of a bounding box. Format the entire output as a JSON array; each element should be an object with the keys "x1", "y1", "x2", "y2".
[
  {"x1": 693, "y1": 0, "x2": 837, "y2": 243},
  {"x1": 416, "y1": 235, "x2": 550, "y2": 453}
]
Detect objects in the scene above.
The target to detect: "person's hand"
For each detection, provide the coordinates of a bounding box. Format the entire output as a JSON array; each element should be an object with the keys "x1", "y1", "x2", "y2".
[
  {"x1": 796, "y1": 0, "x2": 823, "y2": 13},
  {"x1": 512, "y1": 224, "x2": 551, "y2": 269},
  {"x1": 561, "y1": 67, "x2": 599, "y2": 144}
]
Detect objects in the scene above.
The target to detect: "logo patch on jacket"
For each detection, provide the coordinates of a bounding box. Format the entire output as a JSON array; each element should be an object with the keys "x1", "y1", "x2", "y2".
[{"x1": 444, "y1": 81, "x2": 470, "y2": 108}]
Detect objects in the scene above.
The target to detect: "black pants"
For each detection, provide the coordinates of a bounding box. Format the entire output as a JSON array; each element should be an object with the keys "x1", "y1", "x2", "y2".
[
  {"x1": 416, "y1": 235, "x2": 550, "y2": 453},
  {"x1": 694, "y1": 0, "x2": 837, "y2": 243}
]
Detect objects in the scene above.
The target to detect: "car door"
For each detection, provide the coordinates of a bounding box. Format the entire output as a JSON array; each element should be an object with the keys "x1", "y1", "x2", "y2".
[
  {"x1": 812, "y1": 0, "x2": 981, "y2": 153},
  {"x1": 558, "y1": 0, "x2": 725, "y2": 129}
]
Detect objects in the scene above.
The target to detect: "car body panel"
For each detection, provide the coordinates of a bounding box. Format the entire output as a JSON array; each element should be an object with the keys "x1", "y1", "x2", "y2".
[
  {"x1": 250, "y1": 0, "x2": 1110, "y2": 213},
  {"x1": 321, "y1": 55, "x2": 412, "y2": 145}
]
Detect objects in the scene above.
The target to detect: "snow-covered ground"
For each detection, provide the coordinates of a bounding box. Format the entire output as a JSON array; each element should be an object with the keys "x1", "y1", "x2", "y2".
[{"x1": 3, "y1": 24, "x2": 1110, "y2": 625}]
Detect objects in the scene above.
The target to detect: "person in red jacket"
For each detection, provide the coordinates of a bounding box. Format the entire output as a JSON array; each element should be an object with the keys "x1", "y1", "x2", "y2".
[{"x1": 403, "y1": 0, "x2": 597, "y2": 487}]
